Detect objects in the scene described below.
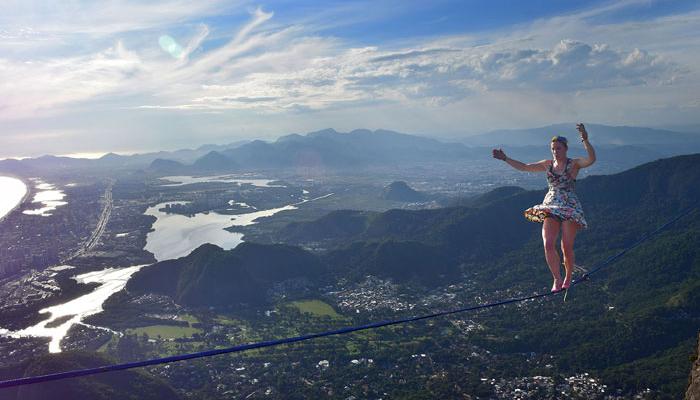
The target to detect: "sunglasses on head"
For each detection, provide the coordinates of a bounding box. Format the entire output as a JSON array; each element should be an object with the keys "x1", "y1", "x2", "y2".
[{"x1": 551, "y1": 136, "x2": 568, "y2": 145}]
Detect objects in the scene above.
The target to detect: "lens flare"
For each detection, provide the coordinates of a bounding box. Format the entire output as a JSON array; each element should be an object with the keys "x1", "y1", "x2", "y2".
[{"x1": 158, "y1": 35, "x2": 184, "y2": 58}]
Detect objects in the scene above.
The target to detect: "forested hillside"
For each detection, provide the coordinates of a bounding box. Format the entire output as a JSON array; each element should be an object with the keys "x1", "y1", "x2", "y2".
[{"x1": 75, "y1": 154, "x2": 700, "y2": 397}]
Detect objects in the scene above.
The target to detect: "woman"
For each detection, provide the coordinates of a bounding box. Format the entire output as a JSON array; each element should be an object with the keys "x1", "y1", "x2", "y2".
[{"x1": 492, "y1": 123, "x2": 596, "y2": 292}]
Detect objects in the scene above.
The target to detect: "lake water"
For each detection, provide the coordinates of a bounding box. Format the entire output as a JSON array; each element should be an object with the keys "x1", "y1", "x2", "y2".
[
  {"x1": 145, "y1": 201, "x2": 298, "y2": 261},
  {"x1": 3, "y1": 191, "x2": 311, "y2": 352},
  {"x1": 22, "y1": 179, "x2": 68, "y2": 217},
  {"x1": 159, "y1": 175, "x2": 285, "y2": 188},
  {"x1": 0, "y1": 176, "x2": 27, "y2": 220},
  {"x1": 8, "y1": 265, "x2": 146, "y2": 353}
]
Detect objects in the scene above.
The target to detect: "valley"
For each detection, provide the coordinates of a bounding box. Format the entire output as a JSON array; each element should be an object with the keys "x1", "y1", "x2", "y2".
[{"x1": 0, "y1": 130, "x2": 698, "y2": 399}]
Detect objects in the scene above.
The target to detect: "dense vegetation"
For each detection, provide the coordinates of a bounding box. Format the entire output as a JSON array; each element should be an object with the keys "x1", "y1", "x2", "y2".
[
  {"x1": 380, "y1": 181, "x2": 428, "y2": 202},
  {"x1": 127, "y1": 242, "x2": 325, "y2": 306},
  {"x1": 10, "y1": 153, "x2": 698, "y2": 398},
  {"x1": 255, "y1": 153, "x2": 700, "y2": 396},
  {"x1": 0, "y1": 352, "x2": 179, "y2": 400}
]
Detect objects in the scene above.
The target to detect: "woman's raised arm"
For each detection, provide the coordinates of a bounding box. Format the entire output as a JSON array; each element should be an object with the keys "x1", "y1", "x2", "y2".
[
  {"x1": 574, "y1": 123, "x2": 596, "y2": 168},
  {"x1": 493, "y1": 148, "x2": 548, "y2": 172}
]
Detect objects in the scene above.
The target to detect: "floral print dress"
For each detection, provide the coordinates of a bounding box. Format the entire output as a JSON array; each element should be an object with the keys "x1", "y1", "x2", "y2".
[{"x1": 524, "y1": 158, "x2": 588, "y2": 228}]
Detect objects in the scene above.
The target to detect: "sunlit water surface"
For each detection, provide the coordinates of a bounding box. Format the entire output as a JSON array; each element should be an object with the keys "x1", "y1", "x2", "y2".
[
  {"x1": 1, "y1": 191, "x2": 313, "y2": 352},
  {"x1": 144, "y1": 201, "x2": 298, "y2": 261},
  {"x1": 22, "y1": 179, "x2": 68, "y2": 216},
  {"x1": 8, "y1": 265, "x2": 146, "y2": 353},
  {"x1": 0, "y1": 176, "x2": 27, "y2": 220},
  {"x1": 159, "y1": 175, "x2": 285, "y2": 188}
]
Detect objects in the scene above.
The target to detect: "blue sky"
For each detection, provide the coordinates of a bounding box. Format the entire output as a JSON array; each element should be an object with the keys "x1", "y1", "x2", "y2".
[{"x1": 1, "y1": 0, "x2": 699, "y2": 158}]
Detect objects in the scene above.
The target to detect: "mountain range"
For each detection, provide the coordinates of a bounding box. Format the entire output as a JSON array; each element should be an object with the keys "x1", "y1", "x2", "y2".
[
  {"x1": 123, "y1": 153, "x2": 700, "y2": 396},
  {"x1": 3, "y1": 125, "x2": 699, "y2": 176},
  {"x1": 179, "y1": 126, "x2": 700, "y2": 173},
  {"x1": 464, "y1": 123, "x2": 700, "y2": 146},
  {"x1": 189, "y1": 128, "x2": 477, "y2": 171},
  {"x1": 5, "y1": 153, "x2": 698, "y2": 398},
  {"x1": 167, "y1": 153, "x2": 700, "y2": 289}
]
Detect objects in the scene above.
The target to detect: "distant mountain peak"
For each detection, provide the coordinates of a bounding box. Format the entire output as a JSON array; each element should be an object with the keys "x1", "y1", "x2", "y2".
[
  {"x1": 276, "y1": 133, "x2": 305, "y2": 143},
  {"x1": 466, "y1": 123, "x2": 700, "y2": 147},
  {"x1": 348, "y1": 128, "x2": 373, "y2": 135},
  {"x1": 192, "y1": 150, "x2": 236, "y2": 171},
  {"x1": 306, "y1": 128, "x2": 339, "y2": 138},
  {"x1": 381, "y1": 181, "x2": 428, "y2": 202},
  {"x1": 127, "y1": 242, "x2": 324, "y2": 307},
  {"x1": 100, "y1": 152, "x2": 122, "y2": 160},
  {"x1": 148, "y1": 158, "x2": 185, "y2": 173}
]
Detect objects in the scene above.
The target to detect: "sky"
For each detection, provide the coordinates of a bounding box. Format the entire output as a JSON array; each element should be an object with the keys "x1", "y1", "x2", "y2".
[{"x1": 1, "y1": 0, "x2": 699, "y2": 158}]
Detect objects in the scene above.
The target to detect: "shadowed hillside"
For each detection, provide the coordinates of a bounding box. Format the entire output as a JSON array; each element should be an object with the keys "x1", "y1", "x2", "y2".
[
  {"x1": 114, "y1": 153, "x2": 699, "y2": 397},
  {"x1": 0, "y1": 351, "x2": 180, "y2": 400},
  {"x1": 127, "y1": 242, "x2": 325, "y2": 306}
]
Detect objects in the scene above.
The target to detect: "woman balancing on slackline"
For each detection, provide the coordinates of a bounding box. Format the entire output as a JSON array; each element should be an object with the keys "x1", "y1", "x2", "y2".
[{"x1": 492, "y1": 123, "x2": 596, "y2": 292}]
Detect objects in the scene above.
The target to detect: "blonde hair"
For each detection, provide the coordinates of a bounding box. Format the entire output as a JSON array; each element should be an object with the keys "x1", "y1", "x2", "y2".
[{"x1": 551, "y1": 135, "x2": 568, "y2": 149}]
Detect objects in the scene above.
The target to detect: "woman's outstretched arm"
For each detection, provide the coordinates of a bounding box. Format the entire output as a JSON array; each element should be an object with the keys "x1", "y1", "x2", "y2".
[
  {"x1": 575, "y1": 123, "x2": 596, "y2": 168},
  {"x1": 492, "y1": 148, "x2": 548, "y2": 172}
]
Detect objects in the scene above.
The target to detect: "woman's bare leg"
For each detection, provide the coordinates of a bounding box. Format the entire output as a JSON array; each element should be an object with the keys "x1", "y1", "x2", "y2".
[
  {"x1": 542, "y1": 217, "x2": 562, "y2": 290},
  {"x1": 560, "y1": 221, "x2": 578, "y2": 288}
]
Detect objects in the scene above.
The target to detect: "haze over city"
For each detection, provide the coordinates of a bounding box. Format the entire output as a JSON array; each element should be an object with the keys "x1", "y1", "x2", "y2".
[{"x1": 2, "y1": 0, "x2": 700, "y2": 158}]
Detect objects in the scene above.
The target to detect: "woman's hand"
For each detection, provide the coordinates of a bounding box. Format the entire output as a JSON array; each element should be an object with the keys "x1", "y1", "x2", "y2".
[
  {"x1": 576, "y1": 123, "x2": 588, "y2": 142},
  {"x1": 575, "y1": 122, "x2": 596, "y2": 168},
  {"x1": 492, "y1": 148, "x2": 507, "y2": 161}
]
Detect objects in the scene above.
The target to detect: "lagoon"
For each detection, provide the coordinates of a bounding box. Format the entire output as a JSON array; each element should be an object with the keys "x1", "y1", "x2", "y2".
[
  {"x1": 3, "y1": 197, "x2": 303, "y2": 352},
  {"x1": 1, "y1": 168, "x2": 332, "y2": 353},
  {"x1": 22, "y1": 179, "x2": 68, "y2": 217},
  {"x1": 159, "y1": 175, "x2": 285, "y2": 188},
  {"x1": 144, "y1": 201, "x2": 298, "y2": 261},
  {"x1": 9, "y1": 265, "x2": 146, "y2": 353}
]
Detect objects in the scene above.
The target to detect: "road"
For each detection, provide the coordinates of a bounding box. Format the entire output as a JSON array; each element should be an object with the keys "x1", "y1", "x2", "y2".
[{"x1": 63, "y1": 179, "x2": 114, "y2": 262}]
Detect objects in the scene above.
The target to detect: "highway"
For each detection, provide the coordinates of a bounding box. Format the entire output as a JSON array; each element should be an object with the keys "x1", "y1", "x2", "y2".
[{"x1": 63, "y1": 179, "x2": 114, "y2": 262}]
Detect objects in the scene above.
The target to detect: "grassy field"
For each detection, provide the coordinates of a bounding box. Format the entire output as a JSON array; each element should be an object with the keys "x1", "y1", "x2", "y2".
[
  {"x1": 286, "y1": 299, "x2": 343, "y2": 318},
  {"x1": 214, "y1": 315, "x2": 245, "y2": 326},
  {"x1": 127, "y1": 324, "x2": 202, "y2": 339},
  {"x1": 98, "y1": 313, "x2": 202, "y2": 352},
  {"x1": 178, "y1": 314, "x2": 199, "y2": 325},
  {"x1": 97, "y1": 335, "x2": 116, "y2": 353}
]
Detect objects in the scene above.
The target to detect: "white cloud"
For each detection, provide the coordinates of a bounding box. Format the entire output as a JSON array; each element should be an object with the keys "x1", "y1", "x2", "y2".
[
  {"x1": 136, "y1": 38, "x2": 680, "y2": 112},
  {"x1": 0, "y1": 3, "x2": 688, "y2": 121},
  {"x1": 0, "y1": 0, "x2": 238, "y2": 36},
  {"x1": 0, "y1": 41, "x2": 144, "y2": 118},
  {"x1": 1, "y1": 0, "x2": 699, "y2": 157}
]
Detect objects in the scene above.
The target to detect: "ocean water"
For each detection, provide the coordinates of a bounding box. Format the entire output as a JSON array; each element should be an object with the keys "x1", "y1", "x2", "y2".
[
  {"x1": 1, "y1": 171, "x2": 332, "y2": 353},
  {"x1": 0, "y1": 176, "x2": 27, "y2": 220}
]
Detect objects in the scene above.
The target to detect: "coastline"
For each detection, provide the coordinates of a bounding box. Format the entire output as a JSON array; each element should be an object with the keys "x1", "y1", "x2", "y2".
[{"x1": 0, "y1": 175, "x2": 31, "y2": 223}]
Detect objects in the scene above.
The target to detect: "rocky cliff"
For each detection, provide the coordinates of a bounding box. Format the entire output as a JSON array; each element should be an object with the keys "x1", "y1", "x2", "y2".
[{"x1": 687, "y1": 332, "x2": 700, "y2": 400}]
